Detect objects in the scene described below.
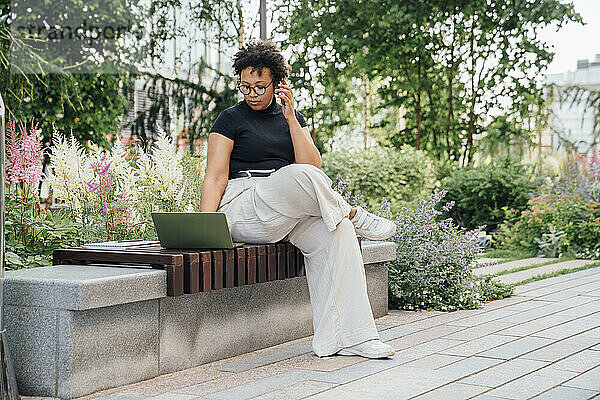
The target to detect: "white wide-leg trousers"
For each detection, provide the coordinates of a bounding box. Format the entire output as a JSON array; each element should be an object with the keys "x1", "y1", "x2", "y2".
[{"x1": 217, "y1": 163, "x2": 380, "y2": 356}]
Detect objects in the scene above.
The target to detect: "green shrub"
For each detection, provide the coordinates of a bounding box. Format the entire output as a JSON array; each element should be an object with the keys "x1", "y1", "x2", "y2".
[
  {"x1": 441, "y1": 159, "x2": 535, "y2": 231},
  {"x1": 322, "y1": 144, "x2": 436, "y2": 212},
  {"x1": 383, "y1": 191, "x2": 513, "y2": 311},
  {"x1": 494, "y1": 192, "x2": 600, "y2": 256},
  {"x1": 495, "y1": 154, "x2": 600, "y2": 258}
]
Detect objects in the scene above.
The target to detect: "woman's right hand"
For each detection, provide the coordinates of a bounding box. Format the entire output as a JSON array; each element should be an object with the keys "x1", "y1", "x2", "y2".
[{"x1": 200, "y1": 133, "x2": 234, "y2": 212}]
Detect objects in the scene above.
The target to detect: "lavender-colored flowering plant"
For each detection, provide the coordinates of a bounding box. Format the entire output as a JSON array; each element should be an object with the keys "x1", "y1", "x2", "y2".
[{"x1": 334, "y1": 181, "x2": 513, "y2": 311}]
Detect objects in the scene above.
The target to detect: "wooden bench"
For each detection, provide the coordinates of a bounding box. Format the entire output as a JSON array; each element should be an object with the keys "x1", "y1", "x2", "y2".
[
  {"x1": 53, "y1": 241, "x2": 350, "y2": 296},
  {"x1": 53, "y1": 240, "x2": 362, "y2": 297}
]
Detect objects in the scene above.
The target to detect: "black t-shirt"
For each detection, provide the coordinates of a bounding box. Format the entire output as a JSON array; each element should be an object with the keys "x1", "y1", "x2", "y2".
[{"x1": 209, "y1": 96, "x2": 308, "y2": 179}]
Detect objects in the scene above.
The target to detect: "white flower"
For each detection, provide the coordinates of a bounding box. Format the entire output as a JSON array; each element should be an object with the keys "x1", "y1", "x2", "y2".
[{"x1": 48, "y1": 132, "x2": 94, "y2": 213}]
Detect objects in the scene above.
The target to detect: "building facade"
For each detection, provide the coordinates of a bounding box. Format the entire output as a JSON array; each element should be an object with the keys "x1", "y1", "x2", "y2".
[{"x1": 544, "y1": 54, "x2": 600, "y2": 153}]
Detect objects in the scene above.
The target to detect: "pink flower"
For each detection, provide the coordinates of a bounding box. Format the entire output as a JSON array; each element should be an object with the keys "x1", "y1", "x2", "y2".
[{"x1": 4, "y1": 117, "x2": 44, "y2": 189}]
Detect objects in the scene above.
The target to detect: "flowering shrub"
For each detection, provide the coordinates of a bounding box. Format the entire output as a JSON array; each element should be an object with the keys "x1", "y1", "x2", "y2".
[
  {"x1": 49, "y1": 126, "x2": 204, "y2": 242},
  {"x1": 333, "y1": 181, "x2": 513, "y2": 311},
  {"x1": 4, "y1": 118, "x2": 80, "y2": 269},
  {"x1": 382, "y1": 191, "x2": 512, "y2": 311},
  {"x1": 495, "y1": 152, "x2": 600, "y2": 258}
]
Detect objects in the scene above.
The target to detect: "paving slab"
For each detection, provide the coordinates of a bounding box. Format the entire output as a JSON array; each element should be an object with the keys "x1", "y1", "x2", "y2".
[
  {"x1": 436, "y1": 356, "x2": 504, "y2": 377},
  {"x1": 473, "y1": 258, "x2": 555, "y2": 277},
  {"x1": 443, "y1": 321, "x2": 516, "y2": 341},
  {"x1": 530, "y1": 385, "x2": 599, "y2": 400},
  {"x1": 401, "y1": 354, "x2": 464, "y2": 370},
  {"x1": 484, "y1": 366, "x2": 578, "y2": 399},
  {"x1": 248, "y1": 380, "x2": 338, "y2": 400},
  {"x1": 496, "y1": 313, "x2": 575, "y2": 337},
  {"x1": 496, "y1": 260, "x2": 598, "y2": 285},
  {"x1": 211, "y1": 341, "x2": 313, "y2": 372},
  {"x1": 386, "y1": 325, "x2": 464, "y2": 350},
  {"x1": 305, "y1": 365, "x2": 464, "y2": 400},
  {"x1": 516, "y1": 272, "x2": 600, "y2": 298},
  {"x1": 439, "y1": 335, "x2": 519, "y2": 357},
  {"x1": 515, "y1": 267, "x2": 600, "y2": 294},
  {"x1": 532, "y1": 314, "x2": 600, "y2": 340},
  {"x1": 563, "y1": 365, "x2": 600, "y2": 391},
  {"x1": 477, "y1": 336, "x2": 556, "y2": 360},
  {"x1": 447, "y1": 308, "x2": 521, "y2": 328},
  {"x1": 459, "y1": 358, "x2": 549, "y2": 387},
  {"x1": 552, "y1": 350, "x2": 600, "y2": 373},
  {"x1": 413, "y1": 382, "x2": 489, "y2": 399}
]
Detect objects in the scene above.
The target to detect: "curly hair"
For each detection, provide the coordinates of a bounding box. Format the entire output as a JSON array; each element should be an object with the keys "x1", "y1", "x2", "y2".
[{"x1": 232, "y1": 40, "x2": 290, "y2": 86}]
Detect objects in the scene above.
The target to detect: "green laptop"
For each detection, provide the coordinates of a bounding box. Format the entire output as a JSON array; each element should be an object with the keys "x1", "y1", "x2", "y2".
[{"x1": 151, "y1": 212, "x2": 244, "y2": 249}]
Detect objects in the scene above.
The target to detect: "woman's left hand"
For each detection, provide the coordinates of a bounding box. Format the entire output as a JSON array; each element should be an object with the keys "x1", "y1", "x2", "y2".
[{"x1": 276, "y1": 79, "x2": 296, "y2": 122}]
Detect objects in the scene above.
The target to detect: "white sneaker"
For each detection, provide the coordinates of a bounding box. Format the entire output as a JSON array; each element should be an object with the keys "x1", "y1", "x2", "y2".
[
  {"x1": 350, "y1": 206, "x2": 396, "y2": 240},
  {"x1": 337, "y1": 339, "x2": 395, "y2": 358}
]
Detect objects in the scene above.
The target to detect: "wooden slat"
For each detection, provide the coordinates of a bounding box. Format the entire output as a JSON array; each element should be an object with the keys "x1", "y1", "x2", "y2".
[
  {"x1": 276, "y1": 243, "x2": 286, "y2": 280},
  {"x1": 234, "y1": 247, "x2": 246, "y2": 286},
  {"x1": 53, "y1": 248, "x2": 180, "y2": 265},
  {"x1": 266, "y1": 244, "x2": 277, "y2": 281},
  {"x1": 164, "y1": 263, "x2": 184, "y2": 296},
  {"x1": 211, "y1": 250, "x2": 224, "y2": 290},
  {"x1": 199, "y1": 251, "x2": 212, "y2": 292},
  {"x1": 295, "y1": 246, "x2": 305, "y2": 276},
  {"x1": 113, "y1": 247, "x2": 200, "y2": 295},
  {"x1": 183, "y1": 253, "x2": 200, "y2": 294},
  {"x1": 257, "y1": 246, "x2": 267, "y2": 283},
  {"x1": 285, "y1": 242, "x2": 296, "y2": 278},
  {"x1": 246, "y1": 247, "x2": 257, "y2": 284},
  {"x1": 224, "y1": 249, "x2": 235, "y2": 288}
]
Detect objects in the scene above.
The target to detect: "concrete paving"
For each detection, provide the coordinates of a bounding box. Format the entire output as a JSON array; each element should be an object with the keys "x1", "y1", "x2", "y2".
[
  {"x1": 23, "y1": 266, "x2": 600, "y2": 400},
  {"x1": 473, "y1": 258, "x2": 556, "y2": 276},
  {"x1": 494, "y1": 259, "x2": 598, "y2": 285}
]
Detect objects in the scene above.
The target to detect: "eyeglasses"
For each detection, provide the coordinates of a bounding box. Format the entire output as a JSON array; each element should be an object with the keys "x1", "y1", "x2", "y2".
[{"x1": 238, "y1": 80, "x2": 273, "y2": 96}]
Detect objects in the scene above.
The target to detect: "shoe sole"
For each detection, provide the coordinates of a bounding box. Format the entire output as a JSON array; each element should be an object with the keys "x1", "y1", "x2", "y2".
[{"x1": 337, "y1": 348, "x2": 395, "y2": 358}]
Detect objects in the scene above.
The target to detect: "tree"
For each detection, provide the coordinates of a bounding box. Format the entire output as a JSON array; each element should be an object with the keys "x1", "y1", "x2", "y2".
[{"x1": 274, "y1": 0, "x2": 581, "y2": 163}]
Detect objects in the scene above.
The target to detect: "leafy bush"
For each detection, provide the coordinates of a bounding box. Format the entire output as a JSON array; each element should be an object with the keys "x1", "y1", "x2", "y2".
[
  {"x1": 49, "y1": 126, "x2": 205, "y2": 243},
  {"x1": 4, "y1": 118, "x2": 80, "y2": 269},
  {"x1": 495, "y1": 154, "x2": 600, "y2": 258},
  {"x1": 495, "y1": 192, "x2": 600, "y2": 257},
  {"x1": 332, "y1": 181, "x2": 513, "y2": 311},
  {"x1": 441, "y1": 158, "x2": 535, "y2": 231},
  {"x1": 4, "y1": 117, "x2": 206, "y2": 269},
  {"x1": 322, "y1": 144, "x2": 436, "y2": 212},
  {"x1": 382, "y1": 191, "x2": 513, "y2": 311}
]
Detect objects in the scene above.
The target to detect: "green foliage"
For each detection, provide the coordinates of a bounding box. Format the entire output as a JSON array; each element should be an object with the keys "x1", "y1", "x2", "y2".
[
  {"x1": 322, "y1": 144, "x2": 436, "y2": 212},
  {"x1": 5, "y1": 73, "x2": 127, "y2": 152},
  {"x1": 534, "y1": 225, "x2": 566, "y2": 258},
  {"x1": 5, "y1": 185, "x2": 80, "y2": 270},
  {"x1": 495, "y1": 192, "x2": 600, "y2": 257},
  {"x1": 381, "y1": 191, "x2": 513, "y2": 312},
  {"x1": 441, "y1": 159, "x2": 536, "y2": 231},
  {"x1": 275, "y1": 0, "x2": 581, "y2": 163}
]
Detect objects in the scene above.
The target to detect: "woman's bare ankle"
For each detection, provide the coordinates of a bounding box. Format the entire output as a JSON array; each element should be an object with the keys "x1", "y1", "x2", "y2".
[{"x1": 349, "y1": 208, "x2": 357, "y2": 219}]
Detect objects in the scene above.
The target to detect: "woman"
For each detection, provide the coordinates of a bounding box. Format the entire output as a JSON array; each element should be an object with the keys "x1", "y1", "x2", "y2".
[{"x1": 200, "y1": 40, "x2": 396, "y2": 359}]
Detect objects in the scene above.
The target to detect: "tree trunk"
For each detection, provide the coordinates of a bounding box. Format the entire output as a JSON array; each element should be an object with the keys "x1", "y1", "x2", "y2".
[
  {"x1": 428, "y1": 90, "x2": 440, "y2": 160},
  {"x1": 416, "y1": 61, "x2": 422, "y2": 150},
  {"x1": 444, "y1": 1, "x2": 456, "y2": 161},
  {"x1": 236, "y1": 0, "x2": 244, "y2": 47},
  {"x1": 363, "y1": 74, "x2": 371, "y2": 149},
  {"x1": 465, "y1": 13, "x2": 476, "y2": 166}
]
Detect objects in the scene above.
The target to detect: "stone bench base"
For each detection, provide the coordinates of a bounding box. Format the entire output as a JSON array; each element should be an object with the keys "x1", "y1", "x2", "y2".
[{"x1": 2, "y1": 241, "x2": 395, "y2": 399}]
